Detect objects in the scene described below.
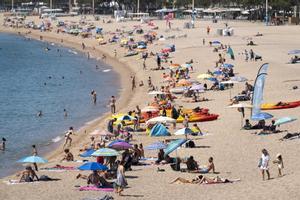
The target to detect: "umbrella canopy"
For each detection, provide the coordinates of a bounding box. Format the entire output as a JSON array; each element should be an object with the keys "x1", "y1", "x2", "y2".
[
  {"x1": 231, "y1": 76, "x2": 248, "y2": 82},
  {"x1": 220, "y1": 80, "x2": 239, "y2": 84},
  {"x1": 251, "y1": 112, "x2": 273, "y2": 121},
  {"x1": 288, "y1": 50, "x2": 300, "y2": 55},
  {"x1": 181, "y1": 63, "x2": 192, "y2": 69},
  {"x1": 207, "y1": 77, "x2": 218, "y2": 82},
  {"x1": 213, "y1": 70, "x2": 223, "y2": 75},
  {"x1": 110, "y1": 141, "x2": 132, "y2": 150},
  {"x1": 228, "y1": 103, "x2": 253, "y2": 108},
  {"x1": 145, "y1": 141, "x2": 167, "y2": 150},
  {"x1": 212, "y1": 41, "x2": 221, "y2": 46},
  {"x1": 174, "y1": 128, "x2": 194, "y2": 135},
  {"x1": 164, "y1": 139, "x2": 187, "y2": 157},
  {"x1": 222, "y1": 63, "x2": 234, "y2": 68},
  {"x1": 146, "y1": 116, "x2": 176, "y2": 125},
  {"x1": 117, "y1": 115, "x2": 135, "y2": 121},
  {"x1": 141, "y1": 106, "x2": 159, "y2": 113},
  {"x1": 197, "y1": 74, "x2": 212, "y2": 79},
  {"x1": 18, "y1": 156, "x2": 48, "y2": 163},
  {"x1": 148, "y1": 91, "x2": 165, "y2": 95},
  {"x1": 189, "y1": 84, "x2": 205, "y2": 91},
  {"x1": 78, "y1": 162, "x2": 108, "y2": 171},
  {"x1": 80, "y1": 149, "x2": 96, "y2": 158},
  {"x1": 91, "y1": 148, "x2": 120, "y2": 157},
  {"x1": 274, "y1": 117, "x2": 297, "y2": 126}
]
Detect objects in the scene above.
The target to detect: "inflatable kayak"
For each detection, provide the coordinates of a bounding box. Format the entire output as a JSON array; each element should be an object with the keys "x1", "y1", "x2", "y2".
[{"x1": 261, "y1": 100, "x2": 300, "y2": 110}]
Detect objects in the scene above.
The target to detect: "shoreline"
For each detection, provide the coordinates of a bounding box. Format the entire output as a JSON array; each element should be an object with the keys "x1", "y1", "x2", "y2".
[{"x1": 0, "y1": 24, "x2": 136, "y2": 179}]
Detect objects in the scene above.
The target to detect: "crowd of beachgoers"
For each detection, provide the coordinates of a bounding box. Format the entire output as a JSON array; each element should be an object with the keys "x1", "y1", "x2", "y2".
[{"x1": 1, "y1": 13, "x2": 300, "y2": 200}]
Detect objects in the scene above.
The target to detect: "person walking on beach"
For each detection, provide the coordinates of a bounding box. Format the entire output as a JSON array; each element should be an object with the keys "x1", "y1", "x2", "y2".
[
  {"x1": 244, "y1": 50, "x2": 249, "y2": 62},
  {"x1": 81, "y1": 42, "x2": 85, "y2": 50},
  {"x1": 91, "y1": 90, "x2": 97, "y2": 104},
  {"x1": 114, "y1": 49, "x2": 117, "y2": 57},
  {"x1": 207, "y1": 26, "x2": 210, "y2": 35},
  {"x1": 63, "y1": 127, "x2": 74, "y2": 149},
  {"x1": 110, "y1": 96, "x2": 116, "y2": 114},
  {"x1": 156, "y1": 54, "x2": 161, "y2": 69},
  {"x1": 148, "y1": 76, "x2": 152, "y2": 88},
  {"x1": 259, "y1": 149, "x2": 271, "y2": 181},
  {"x1": 273, "y1": 154, "x2": 284, "y2": 177},
  {"x1": 114, "y1": 160, "x2": 127, "y2": 196},
  {"x1": 250, "y1": 49, "x2": 255, "y2": 61},
  {"x1": 131, "y1": 76, "x2": 136, "y2": 91},
  {"x1": 203, "y1": 38, "x2": 206, "y2": 45},
  {"x1": 32, "y1": 145, "x2": 38, "y2": 171}
]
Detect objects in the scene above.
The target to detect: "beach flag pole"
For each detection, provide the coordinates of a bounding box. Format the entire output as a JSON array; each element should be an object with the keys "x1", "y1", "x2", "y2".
[
  {"x1": 11, "y1": 0, "x2": 14, "y2": 11},
  {"x1": 265, "y1": 0, "x2": 269, "y2": 26},
  {"x1": 137, "y1": 0, "x2": 140, "y2": 13}
]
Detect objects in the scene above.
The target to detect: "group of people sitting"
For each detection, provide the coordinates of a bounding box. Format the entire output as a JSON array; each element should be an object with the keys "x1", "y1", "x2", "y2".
[{"x1": 243, "y1": 119, "x2": 278, "y2": 135}]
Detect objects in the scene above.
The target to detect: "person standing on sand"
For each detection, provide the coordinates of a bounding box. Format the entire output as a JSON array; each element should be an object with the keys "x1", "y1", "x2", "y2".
[
  {"x1": 273, "y1": 154, "x2": 284, "y2": 177},
  {"x1": 156, "y1": 54, "x2": 161, "y2": 69},
  {"x1": 110, "y1": 96, "x2": 116, "y2": 114},
  {"x1": 114, "y1": 160, "x2": 127, "y2": 196},
  {"x1": 207, "y1": 26, "x2": 210, "y2": 35},
  {"x1": 81, "y1": 42, "x2": 85, "y2": 50},
  {"x1": 63, "y1": 127, "x2": 74, "y2": 149},
  {"x1": 32, "y1": 145, "x2": 38, "y2": 171},
  {"x1": 259, "y1": 149, "x2": 271, "y2": 180},
  {"x1": 131, "y1": 76, "x2": 136, "y2": 90},
  {"x1": 91, "y1": 90, "x2": 97, "y2": 104},
  {"x1": 203, "y1": 38, "x2": 205, "y2": 45},
  {"x1": 114, "y1": 49, "x2": 117, "y2": 57}
]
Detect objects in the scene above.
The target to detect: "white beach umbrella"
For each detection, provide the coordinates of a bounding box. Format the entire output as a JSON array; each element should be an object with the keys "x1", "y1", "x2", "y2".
[
  {"x1": 148, "y1": 91, "x2": 165, "y2": 95},
  {"x1": 146, "y1": 116, "x2": 176, "y2": 125}
]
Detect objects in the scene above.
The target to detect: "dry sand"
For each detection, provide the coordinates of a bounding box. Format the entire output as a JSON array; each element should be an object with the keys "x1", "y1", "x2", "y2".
[{"x1": 0, "y1": 14, "x2": 300, "y2": 200}]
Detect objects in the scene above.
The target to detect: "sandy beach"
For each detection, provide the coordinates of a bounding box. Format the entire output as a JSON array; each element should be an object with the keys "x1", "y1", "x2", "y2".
[{"x1": 1, "y1": 14, "x2": 300, "y2": 200}]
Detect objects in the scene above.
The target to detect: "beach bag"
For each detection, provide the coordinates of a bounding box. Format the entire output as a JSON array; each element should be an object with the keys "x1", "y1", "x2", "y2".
[{"x1": 40, "y1": 175, "x2": 52, "y2": 181}]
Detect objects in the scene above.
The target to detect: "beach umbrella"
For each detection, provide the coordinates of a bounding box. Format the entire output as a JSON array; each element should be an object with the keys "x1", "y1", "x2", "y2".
[
  {"x1": 181, "y1": 63, "x2": 192, "y2": 69},
  {"x1": 78, "y1": 162, "x2": 108, "y2": 171},
  {"x1": 213, "y1": 70, "x2": 223, "y2": 75},
  {"x1": 207, "y1": 77, "x2": 218, "y2": 82},
  {"x1": 274, "y1": 117, "x2": 297, "y2": 126},
  {"x1": 146, "y1": 116, "x2": 176, "y2": 125},
  {"x1": 18, "y1": 156, "x2": 48, "y2": 163},
  {"x1": 91, "y1": 148, "x2": 120, "y2": 157},
  {"x1": 164, "y1": 139, "x2": 187, "y2": 157},
  {"x1": 222, "y1": 63, "x2": 234, "y2": 68},
  {"x1": 288, "y1": 50, "x2": 300, "y2": 55},
  {"x1": 174, "y1": 128, "x2": 194, "y2": 136},
  {"x1": 80, "y1": 149, "x2": 96, "y2": 158},
  {"x1": 110, "y1": 141, "x2": 132, "y2": 150},
  {"x1": 148, "y1": 91, "x2": 165, "y2": 95},
  {"x1": 117, "y1": 115, "x2": 135, "y2": 121},
  {"x1": 212, "y1": 41, "x2": 221, "y2": 46},
  {"x1": 108, "y1": 139, "x2": 126, "y2": 147},
  {"x1": 231, "y1": 76, "x2": 248, "y2": 82},
  {"x1": 251, "y1": 112, "x2": 273, "y2": 121},
  {"x1": 141, "y1": 106, "x2": 159, "y2": 113},
  {"x1": 197, "y1": 74, "x2": 212, "y2": 79},
  {"x1": 145, "y1": 141, "x2": 167, "y2": 150},
  {"x1": 189, "y1": 84, "x2": 205, "y2": 91},
  {"x1": 220, "y1": 80, "x2": 239, "y2": 84}
]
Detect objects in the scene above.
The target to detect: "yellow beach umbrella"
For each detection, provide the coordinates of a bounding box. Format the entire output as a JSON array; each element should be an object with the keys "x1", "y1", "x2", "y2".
[{"x1": 197, "y1": 73, "x2": 212, "y2": 79}]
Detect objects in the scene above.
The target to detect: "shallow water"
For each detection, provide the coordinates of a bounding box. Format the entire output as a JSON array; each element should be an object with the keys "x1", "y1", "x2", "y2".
[{"x1": 0, "y1": 33, "x2": 119, "y2": 178}]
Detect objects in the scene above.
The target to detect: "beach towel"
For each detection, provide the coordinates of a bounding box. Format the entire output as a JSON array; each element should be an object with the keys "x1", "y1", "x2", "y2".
[
  {"x1": 40, "y1": 165, "x2": 78, "y2": 172},
  {"x1": 79, "y1": 186, "x2": 114, "y2": 192},
  {"x1": 3, "y1": 180, "x2": 39, "y2": 185}
]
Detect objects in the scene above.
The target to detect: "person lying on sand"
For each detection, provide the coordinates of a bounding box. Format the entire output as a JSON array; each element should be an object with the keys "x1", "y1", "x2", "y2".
[
  {"x1": 188, "y1": 157, "x2": 215, "y2": 174},
  {"x1": 170, "y1": 175, "x2": 239, "y2": 184},
  {"x1": 19, "y1": 166, "x2": 39, "y2": 182}
]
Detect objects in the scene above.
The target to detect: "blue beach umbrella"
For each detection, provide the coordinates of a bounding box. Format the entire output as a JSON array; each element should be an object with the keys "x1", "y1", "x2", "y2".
[
  {"x1": 274, "y1": 117, "x2": 297, "y2": 126},
  {"x1": 213, "y1": 70, "x2": 223, "y2": 75},
  {"x1": 18, "y1": 156, "x2": 48, "y2": 163},
  {"x1": 92, "y1": 148, "x2": 120, "y2": 157},
  {"x1": 288, "y1": 50, "x2": 300, "y2": 55},
  {"x1": 164, "y1": 139, "x2": 187, "y2": 157},
  {"x1": 145, "y1": 141, "x2": 167, "y2": 150},
  {"x1": 222, "y1": 63, "x2": 234, "y2": 68},
  {"x1": 174, "y1": 128, "x2": 194, "y2": 136},
  {"x1": 117, "y1": 115, "x2": 135, "y2": 121},
  {"x1": 251, "y1": 112, "x2": 273, "y2": 121},
  {"x1": 207, "y1": 77, "x2": 218, "y2": 82},
  {"x1": 212, "y1": 41, "x2": 221, "y2": 46},
  {"x1": 80, "y1": 149, "x2": 96, "y2": 158},
  {"x1": 78, "y1": 162, "x2": 108, "y2": 171}
]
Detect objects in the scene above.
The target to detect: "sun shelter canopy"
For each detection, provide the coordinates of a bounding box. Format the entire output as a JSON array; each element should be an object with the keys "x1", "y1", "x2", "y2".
[{"x1": 150, "y1": 123, "x2": 171, "y2": 137}]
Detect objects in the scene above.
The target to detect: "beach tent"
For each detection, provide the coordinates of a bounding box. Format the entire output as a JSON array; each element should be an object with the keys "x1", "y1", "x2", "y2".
[{"x1": 150, "y1": 123, "x2": 170, "y2": 137}]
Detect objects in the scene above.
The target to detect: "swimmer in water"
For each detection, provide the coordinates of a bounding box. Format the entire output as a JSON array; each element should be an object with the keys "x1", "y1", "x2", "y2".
[
  {"x1": 64, "y1": 109, "x2": 68, "y2": 118},
  {"x1": 0, "y1": 138, "x2": 6, "y2": 151},
  {"x1": 37, "y1": 111, "x2": 43, "y2": 117},
  {"x1": 96, "y1": 65, "x2": 99, "y2": 69}
]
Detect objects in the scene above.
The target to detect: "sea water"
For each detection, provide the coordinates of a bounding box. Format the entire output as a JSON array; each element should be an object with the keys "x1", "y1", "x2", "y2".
[{"x1": 0, "y1": 33, "x2": 119, "y2": 177}]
